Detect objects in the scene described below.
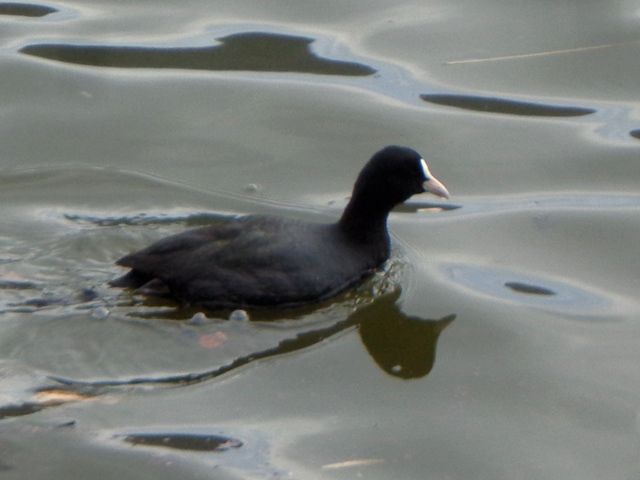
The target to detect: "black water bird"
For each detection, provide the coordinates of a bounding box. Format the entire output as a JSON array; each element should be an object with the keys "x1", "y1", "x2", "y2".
[{"x1": 110, "y1": 146, "x2": 450, "y2": 308}]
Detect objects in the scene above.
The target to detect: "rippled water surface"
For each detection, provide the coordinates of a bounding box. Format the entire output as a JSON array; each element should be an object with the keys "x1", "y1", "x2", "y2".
[{"x1": 1, "y1": 0, "x2": 640, "y2": 479}]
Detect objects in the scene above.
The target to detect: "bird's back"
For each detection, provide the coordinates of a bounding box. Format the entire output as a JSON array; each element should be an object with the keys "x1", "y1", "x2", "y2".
[{"x1": 113, "y1": 214, "x2": 388, "y2": 308}]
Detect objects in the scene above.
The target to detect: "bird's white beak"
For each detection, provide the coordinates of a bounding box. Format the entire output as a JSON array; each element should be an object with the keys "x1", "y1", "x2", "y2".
[
  {"x1": 423, "y1": 175, "x2": 450, "y2": 199},
  {"x1": 420, "y1": 158, "x2": 450, "y2": 199}
]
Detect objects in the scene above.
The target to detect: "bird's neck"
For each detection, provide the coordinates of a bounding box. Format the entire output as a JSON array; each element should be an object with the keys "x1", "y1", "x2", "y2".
[{"x1": 337, "y1": 193, "x2": 392, "y2": 247}]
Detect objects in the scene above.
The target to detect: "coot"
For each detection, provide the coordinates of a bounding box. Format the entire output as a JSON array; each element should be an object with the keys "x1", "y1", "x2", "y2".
[{"x1": 110, "y1": 146, "x2": 449, "y2": 308}]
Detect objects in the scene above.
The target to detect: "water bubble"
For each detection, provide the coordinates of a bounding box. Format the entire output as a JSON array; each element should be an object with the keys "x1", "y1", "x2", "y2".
[
  {"x1": 229, "y1": 309, "x2": 249, "y2": 322},
  {"x1": 243, "y1": 183, "x2": 259, "y2": 194},
  {"x1": 91, "y1": 306, "x2": 110, "y2": 320},
  {"x1": 188, "y1": 312, "x2": 208, "y2": 325}
]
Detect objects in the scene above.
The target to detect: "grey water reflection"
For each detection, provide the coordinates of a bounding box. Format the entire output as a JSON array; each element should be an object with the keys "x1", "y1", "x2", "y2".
[
  {"x1": 0, "y1": 2, "x2": 56, "y2": 17},
  {"x1": 420, "y1": 94, "x2": 595, "y2": 117},
  {"x1": 4, "y1": 290, "x2": 454, "y2": 419},
  {"x1": 20, "y1": 32, "x2": 376, "y2": 76}
]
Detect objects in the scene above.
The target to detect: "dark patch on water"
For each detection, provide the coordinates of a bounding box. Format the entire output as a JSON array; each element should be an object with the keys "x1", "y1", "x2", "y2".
[
  {"x1": 20, "y1": 32, "x2": 376, "y2": 76},
  {"x1": 119, "y1": 432, "x2": 242, "y2": 452},
  {"x1": 0, "y1": 279, "x2": 38, "y2": 290},
  {"x1": 420, "y1": 94, "x2": 595, "y2": 117},
  {"x1": 0, "y1": 402, "x2": 44, "y2": 419},
  {"x1": 110, "y1": 429, "x2": 279, "y2": 476},
  {"x1": 54, "y1": 420, "x2": 77, "y2": 428},
  {"x1": 505, "y1": 281, "x2": 556, "y2": 296},
  {"x1": 17, "y1": 296, "x2": 66, "y2": 308},
  {"x1": 444, "y1": 263, "x2": 614, "y2": 316},
  {"x1": 0, "y1": 2, "x2": 56, "y2": 17},
  {"x1": 79, "y1": 287, "x2": 99, "y2": 302},
  {"x1": 630, "y1": 129, "x2": 640, "y2": 140}
]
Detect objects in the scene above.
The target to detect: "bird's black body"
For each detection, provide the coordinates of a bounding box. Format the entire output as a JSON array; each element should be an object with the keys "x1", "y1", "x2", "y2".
[
  {"x1": 110, "y1": 146, "x2": 449, "y2": 309},
  {"x1": 112, "y1": 216, "x2": 387, "y2": 308}
]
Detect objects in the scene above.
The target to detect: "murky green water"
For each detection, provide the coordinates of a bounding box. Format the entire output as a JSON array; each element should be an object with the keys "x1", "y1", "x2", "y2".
[{"x1": 1, "y1": 0, "x2": 640, "y2": 478}]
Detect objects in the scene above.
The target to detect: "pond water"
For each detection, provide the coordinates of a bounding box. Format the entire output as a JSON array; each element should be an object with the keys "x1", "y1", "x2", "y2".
[{"x1": 1, "y1": 0, "x2": 640, "y2": 478}]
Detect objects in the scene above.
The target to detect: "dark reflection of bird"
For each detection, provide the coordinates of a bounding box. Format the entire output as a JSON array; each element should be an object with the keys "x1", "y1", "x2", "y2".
[
  {"x1": 110, "y1": 146, "x2": 449, "y2": 309},
  {"x1": 356, "y1": 290, "x2": 455, "y2": 379},
  {"x1": 213, "y1": 289, "x2": 455, "y2": 380},
  {"x1": 43, "y1": 290, "x2": 456, "y2": 392}
]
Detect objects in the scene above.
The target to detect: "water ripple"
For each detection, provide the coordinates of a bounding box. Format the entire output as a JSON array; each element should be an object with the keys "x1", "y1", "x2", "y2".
[{"x1": 442, "y1": 263, "x2": 623, "y2": 318}]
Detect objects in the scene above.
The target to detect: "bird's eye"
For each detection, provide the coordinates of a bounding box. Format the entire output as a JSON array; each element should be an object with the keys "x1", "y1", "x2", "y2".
[{"x1": 420, "y1": 158, "x2": 432, "y2": 180}]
